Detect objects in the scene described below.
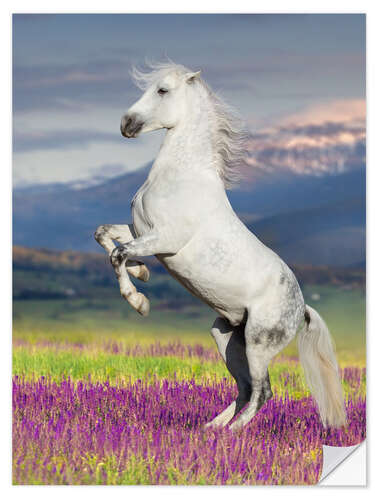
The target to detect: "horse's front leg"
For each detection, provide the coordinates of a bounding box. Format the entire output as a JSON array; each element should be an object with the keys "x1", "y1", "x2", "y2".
[
  {"x1": 94, "y1": 223, "x2": 150, "y2": 316},
  {"x1": 110, "y1": 230, "x2": 177, "y2": 262},
  {"x1": 94, "y1": 224, "x2": 150, "y2": 281},
  {"x1": 112, "y1": 256, "x2": 150, "y2": 316},
  {"x1": 111, "y1": 230, "x2": 181, "y2": 315}
]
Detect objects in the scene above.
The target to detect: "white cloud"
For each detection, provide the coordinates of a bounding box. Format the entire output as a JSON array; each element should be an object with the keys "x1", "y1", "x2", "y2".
[
  {"x1": 13, "y1": 130, "x2": 164, "y2": 186},
  {"x1": 13, "y1": 105, "x2": 164, "y2": 185},
  {"x1": 14, "y1": 105, "x2": 126, "y2": 134}
]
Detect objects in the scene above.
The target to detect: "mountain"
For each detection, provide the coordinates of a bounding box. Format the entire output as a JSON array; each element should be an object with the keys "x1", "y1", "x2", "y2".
[
  {"x1": 13, "y1": 164, "x2": 365, "y2": 266},
  {"x1": 228, "y1": 167, "x2": 365, "y2": 218},
  {"x1": 250, "y1": 196, "x2": 365, "y2": 267},
  {"x1": 13, "y1": 166, "x2": 149, "y2": 250}
]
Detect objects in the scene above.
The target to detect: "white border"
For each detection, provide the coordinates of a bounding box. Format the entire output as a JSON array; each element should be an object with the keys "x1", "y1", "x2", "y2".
[{"x1": 2, "y1": 2, "x2": 372, "y2": 498}]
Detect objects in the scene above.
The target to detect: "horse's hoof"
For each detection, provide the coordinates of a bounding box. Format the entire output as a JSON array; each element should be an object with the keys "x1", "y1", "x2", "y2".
[
  {"x1": 128, "y1": 292, "x2": 150, "y2": 316},
  {"x1": 122, "y1": 291, "x2": 149, "y2": 316},
  {"x1": 137, "y1": 294, "x2": 150, "y2": 316},
  {"x1": 138, "y1": 265, "x2": 150, "y2": 282},
  {"x1": 229, "y1": 421, "x2": 242, "y2": 431},
  {"x1": 204, "y1": 419, "x2": 224, "y2": 430},
  {"x1": 204, "y1": 422, "x2": 215, "y2": 430}
]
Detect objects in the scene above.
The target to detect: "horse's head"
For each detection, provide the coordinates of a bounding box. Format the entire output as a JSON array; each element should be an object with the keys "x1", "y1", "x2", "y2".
[{"x1": 121, "y1": 66, "x2": 201, "y2": 138}]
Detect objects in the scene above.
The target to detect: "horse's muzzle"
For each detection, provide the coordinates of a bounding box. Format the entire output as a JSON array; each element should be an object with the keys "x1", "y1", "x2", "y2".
[{"x1": 121, "y1": 114, "x2": 144, "y2": 138}]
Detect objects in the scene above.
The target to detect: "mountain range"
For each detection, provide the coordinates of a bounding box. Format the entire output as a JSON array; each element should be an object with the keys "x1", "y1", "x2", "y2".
[{"x1": 13, "y1": 163, "x2": 365, "y2": 267}]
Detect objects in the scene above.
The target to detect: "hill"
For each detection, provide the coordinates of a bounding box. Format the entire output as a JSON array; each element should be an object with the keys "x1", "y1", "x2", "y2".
[
  {"x1": 13, "y1": 246, "x2": 365, "y2": 303},
  {"x1": 13, "y1": 166, "x2": 365, "y2": 266}
]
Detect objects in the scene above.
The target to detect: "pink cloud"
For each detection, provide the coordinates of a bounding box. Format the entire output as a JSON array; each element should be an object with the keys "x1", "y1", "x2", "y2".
[
  {"x1": 243, "y1": 99, "x2": 366, "y2": 178},
  {"x1": 279, "y1": 99, "x2": 365, "y2": 127}
]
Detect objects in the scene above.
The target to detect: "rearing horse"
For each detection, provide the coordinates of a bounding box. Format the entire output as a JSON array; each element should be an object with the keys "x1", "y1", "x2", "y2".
[{"x1": 95, "y1": 62, "x2": 346, "y2": 430}]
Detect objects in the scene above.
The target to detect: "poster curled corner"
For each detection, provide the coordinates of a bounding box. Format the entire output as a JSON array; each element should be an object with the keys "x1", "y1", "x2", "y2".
[{"x1": 319, "y1": 442, "x2": 366, "y2": 485}]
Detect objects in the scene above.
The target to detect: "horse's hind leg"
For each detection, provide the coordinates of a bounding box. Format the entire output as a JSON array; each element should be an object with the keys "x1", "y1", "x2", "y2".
[
  {"x1": 94, "y1": 224, "x2": 150, "y2": 281},
  {"x1": 229, "y1": 320, "x2": 291, "y2": 431},
  {"x1": 205, "y1": 317, "x2": 252, "y2": 428}
]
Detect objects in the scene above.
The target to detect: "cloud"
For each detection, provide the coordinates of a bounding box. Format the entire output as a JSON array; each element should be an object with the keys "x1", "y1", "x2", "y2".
[
  {"x1": 13, "y1": 59, "x2": 137, "y2": 112},
  {"x1": 13, "y1": 60, "x2": 129, "y2": 88},
  {"x1": 279, "y1": 99, "x2": 365, "y2": 126},
  {"x1": 244, "y1": 99, "x2": 365, "y2": 177},
  {"x1": 13, "y1": 129, "x2": 121, "y2": 153},
  {"x1": 12, "y1": 95, "x2": 366, "y2": 187},
  {"x1": 13, "y1": 129, "x2": 164, "y2": 186}
]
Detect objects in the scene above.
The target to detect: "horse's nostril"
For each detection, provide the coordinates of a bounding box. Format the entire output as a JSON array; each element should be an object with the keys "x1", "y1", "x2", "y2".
[
  {"x1": 121, "y1": 116, "x2": 132, "y2": 136},
  {"x1": 121, "y1": 114, "x2": 143, "y2": 138}
]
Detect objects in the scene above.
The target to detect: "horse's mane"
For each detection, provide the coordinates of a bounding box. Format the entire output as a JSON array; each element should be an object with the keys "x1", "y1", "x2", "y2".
[{"x1": 131, "y1": 61, "x2": 249, "y2": 189}]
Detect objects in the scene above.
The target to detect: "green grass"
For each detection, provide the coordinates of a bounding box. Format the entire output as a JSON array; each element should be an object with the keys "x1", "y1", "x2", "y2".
[
  {"x1": 13, "y1": 284, "x2": 365, "y2": 362},
  {"x1": 12, "y1": 348, "x2": 226, "y2": 383},
  {"x1": 12, "y1": 342, "x2": 365, "y2": 400}
]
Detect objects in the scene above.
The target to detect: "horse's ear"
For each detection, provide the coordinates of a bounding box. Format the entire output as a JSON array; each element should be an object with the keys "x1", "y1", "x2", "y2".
[{"x1": 185, "y1": 71, "x2": 201, "y2": 84}]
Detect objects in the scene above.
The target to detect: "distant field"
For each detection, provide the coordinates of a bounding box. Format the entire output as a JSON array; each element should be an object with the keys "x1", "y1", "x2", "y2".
[
  {"x1": 13, "y1": 245, "x2": 366, "y2": 360},
  {"x1": 13, "y1": 284, "x2": 365, "y2": 363}
]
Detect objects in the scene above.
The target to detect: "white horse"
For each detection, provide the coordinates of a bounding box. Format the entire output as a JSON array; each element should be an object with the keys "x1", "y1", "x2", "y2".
[{"x1": 95, "y1": 61, "x2": 346, "y2": 430}]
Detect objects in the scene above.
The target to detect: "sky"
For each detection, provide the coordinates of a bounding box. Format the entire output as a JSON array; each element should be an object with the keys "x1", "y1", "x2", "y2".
[{"x1": 12, "y1": 14, "x2": 366, "y2": 186}]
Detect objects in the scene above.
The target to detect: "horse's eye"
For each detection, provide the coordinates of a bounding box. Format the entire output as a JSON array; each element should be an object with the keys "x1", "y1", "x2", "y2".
[{"x1": 158, "y1": 88, "x2": 168, "y2": 96}]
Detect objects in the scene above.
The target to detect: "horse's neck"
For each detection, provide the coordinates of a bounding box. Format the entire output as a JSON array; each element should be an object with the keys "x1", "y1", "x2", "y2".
[{"x1": 149, "y1": 94, "x2": 219, "y2": 184}]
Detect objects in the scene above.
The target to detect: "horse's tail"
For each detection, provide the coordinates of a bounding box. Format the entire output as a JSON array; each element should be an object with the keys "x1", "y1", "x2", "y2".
[{"x1": 297, "y1": 304, "x2": 346, "y2": 428}]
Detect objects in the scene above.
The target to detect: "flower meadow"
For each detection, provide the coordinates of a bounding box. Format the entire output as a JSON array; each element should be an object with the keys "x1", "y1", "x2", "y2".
[{"x1": 13, "y1": 339, "x2": 366, "y2": 485}]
